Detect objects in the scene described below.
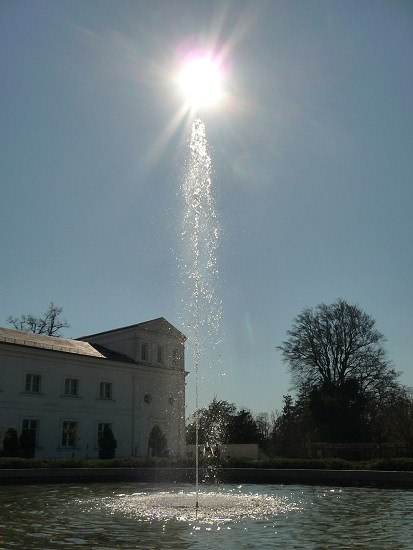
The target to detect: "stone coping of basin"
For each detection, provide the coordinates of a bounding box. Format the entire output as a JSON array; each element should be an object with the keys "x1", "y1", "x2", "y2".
[{"x1": 0, "y1": 468, "x2": 412, "y2": 487}]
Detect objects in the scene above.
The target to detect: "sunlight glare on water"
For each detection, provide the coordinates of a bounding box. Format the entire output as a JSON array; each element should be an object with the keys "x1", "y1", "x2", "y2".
[
  {"x1": 0, "y1": 482, "x2": 412, "y2": 549},
  {"x1": 95, "y1": 485, "x2": 297, "y2": 525}
]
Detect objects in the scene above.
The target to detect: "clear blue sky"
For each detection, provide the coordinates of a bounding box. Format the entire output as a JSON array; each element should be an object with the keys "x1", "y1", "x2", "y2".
[{"x1": 1, "y1": 0, "x2": 412, "y2": 418}]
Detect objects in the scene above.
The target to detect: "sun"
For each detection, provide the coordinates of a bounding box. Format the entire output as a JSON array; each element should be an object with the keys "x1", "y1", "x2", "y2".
[{"x1": 179, "y1": 56, "x2": 223, "y2": 108}]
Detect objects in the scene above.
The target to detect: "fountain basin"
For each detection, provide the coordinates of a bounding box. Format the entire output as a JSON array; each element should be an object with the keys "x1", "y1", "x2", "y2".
[{"x1": 0, "y1": 480, "x2": 412, "y2": 549}]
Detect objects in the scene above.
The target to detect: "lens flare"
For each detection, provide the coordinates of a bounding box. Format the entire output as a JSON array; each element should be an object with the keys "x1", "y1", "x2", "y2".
[{"x1": 179, "y1": 56, "x2": 223, "y2": 108}]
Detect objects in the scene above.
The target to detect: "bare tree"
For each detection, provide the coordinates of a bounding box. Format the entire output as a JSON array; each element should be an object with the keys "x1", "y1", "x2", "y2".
[
  {"x1": 7, "y1": 302, "x2": 70, "y2": 337},
  {"x1": 255, "y1": 412, "x2": 272, "y2": 441},
  {"x1": 277, "y1": 299, "x2": 399, "y2": 400}
]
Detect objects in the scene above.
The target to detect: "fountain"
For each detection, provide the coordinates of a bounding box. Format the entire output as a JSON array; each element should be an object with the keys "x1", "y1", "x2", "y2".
[
  {"x1": 180, "y1": 116, "x2": 221, "y2": 515},
  {"x1": 1, "y1": 56, "x2": 411, "y2": 550}
]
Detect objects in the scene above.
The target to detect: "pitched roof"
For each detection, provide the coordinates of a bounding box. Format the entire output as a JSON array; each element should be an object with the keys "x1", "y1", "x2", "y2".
[
  {"x1": 0, "y1": 327, "x2": 132, "y2": 362},
  {"x1": 78, "y1": 317, "x2": 186, "y2": 341}
]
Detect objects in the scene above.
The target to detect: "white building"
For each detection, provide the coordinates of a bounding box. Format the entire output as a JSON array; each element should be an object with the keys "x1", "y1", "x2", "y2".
[{"x1": 0, "y1": 318, "x2": 187, "y2": 459}]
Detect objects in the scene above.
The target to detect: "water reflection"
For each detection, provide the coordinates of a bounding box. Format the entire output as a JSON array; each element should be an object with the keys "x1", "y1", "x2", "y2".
[{"x1": 0, "y1": 482, "x2": 411, "y2": 549}]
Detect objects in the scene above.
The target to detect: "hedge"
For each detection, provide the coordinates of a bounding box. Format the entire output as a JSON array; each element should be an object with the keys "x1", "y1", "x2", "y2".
[{"x1": 0, "y1": 456, "x2": 412, "y2": 471}]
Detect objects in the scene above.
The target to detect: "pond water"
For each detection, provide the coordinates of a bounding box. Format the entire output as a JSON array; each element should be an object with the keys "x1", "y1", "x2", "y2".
[{"x1": 0, "y1": 482, "x2": 412, "y2": 549}]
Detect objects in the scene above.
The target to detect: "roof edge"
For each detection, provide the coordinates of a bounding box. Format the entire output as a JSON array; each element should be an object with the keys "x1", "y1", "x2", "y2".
[{"x1": 77, "y1": 317, "x2": 186, "y2": 341}]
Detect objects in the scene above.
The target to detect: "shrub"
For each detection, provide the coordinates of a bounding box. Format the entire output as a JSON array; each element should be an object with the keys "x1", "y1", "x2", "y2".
[
  {"x1": 3, "y1": 427, "x2": 20, "y2": 456},
  {"x1": 221, "y1": 457, "x2": 256, "y2": 468},
  {"x1": 148, "y1": 425, "x2": 168, "y2": 457},
  {"x1": 98, "y1": 427, "x2": 117, "y2": 459},
  {"x1": 261, "y1": 458, "x2": 327, "y2": 470},
  {"x1": 0, "y1": 455, "x2": 411, "y2": 471},
  {"x1": 366, "y1": 458, "x2": 413, "y2": 471},
  {"x1": 324, "y1": 458, "x2": 354, "y2": 470},
  {"x1": 19, "y1": 429, "x2": 36, "y2": 458},
  {"x1": 0, "y1": 457, "x2": 25, "y2": 468}
]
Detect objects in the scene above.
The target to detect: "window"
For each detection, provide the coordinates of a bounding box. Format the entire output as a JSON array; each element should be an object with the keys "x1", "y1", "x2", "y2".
[
  {"x1": 64, "y1": 378, "x2": 79, "y2": 397},
  {"x1": 99, "y1": 382, "x2": 112, "y2": 399},
  {"x1": 21, "y1": 419, "x2": 38, "y2": 444},
  {"x1": 97, "y1": 422, "x2": 111, "y2": 445},
  {"x1": 157, "y1": 345, "x2": 163, "y2": 363},
  {"x1": 141, "y1": 342, "x2": 149, "y2": 361},
  {"x1": 25, "y1": 374, "x2": 41, "y2": 393},
  {"x1": 61, "y1": 421, "x2": 78, "y2": 447},
  {"x1": 98, "y1": 422, "x2": 111, "y2": 437}
]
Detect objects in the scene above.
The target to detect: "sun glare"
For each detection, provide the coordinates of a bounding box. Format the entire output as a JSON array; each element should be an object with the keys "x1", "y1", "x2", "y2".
[{"x1": 179, "y1": 56, "x2": 223, "y2": 108}]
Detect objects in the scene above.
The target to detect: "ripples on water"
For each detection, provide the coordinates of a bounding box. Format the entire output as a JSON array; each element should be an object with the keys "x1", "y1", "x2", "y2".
[{"x1": 0, "y1": 482, "x2": 411, "y2": 549}]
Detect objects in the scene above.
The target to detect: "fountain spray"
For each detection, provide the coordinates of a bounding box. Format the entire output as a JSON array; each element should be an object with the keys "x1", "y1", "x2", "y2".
[{"x1": 181, "y1": 118, "x2": 220, "y2": 519}]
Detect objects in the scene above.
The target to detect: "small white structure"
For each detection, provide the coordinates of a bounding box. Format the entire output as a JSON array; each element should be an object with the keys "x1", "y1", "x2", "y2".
[
  {"x1": 0, "y1": 318, "x2": 187, "y2": 459},
  {"x1": 186, "y1": 443, "x2": 261, "y2": 461}
]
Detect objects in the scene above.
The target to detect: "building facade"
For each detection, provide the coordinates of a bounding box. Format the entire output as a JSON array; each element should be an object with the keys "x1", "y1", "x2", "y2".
[{"x1": 0, "y1": 318, "x2": 187, "y2": 459}]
